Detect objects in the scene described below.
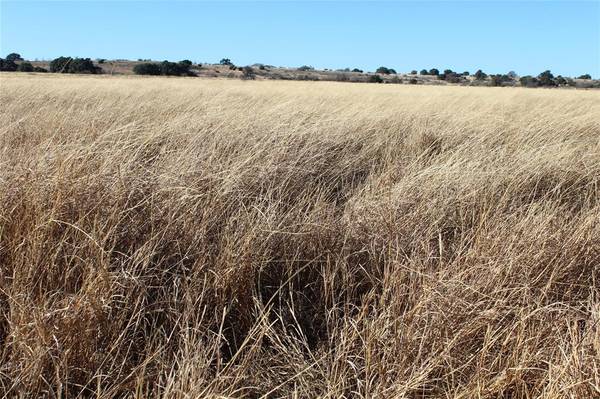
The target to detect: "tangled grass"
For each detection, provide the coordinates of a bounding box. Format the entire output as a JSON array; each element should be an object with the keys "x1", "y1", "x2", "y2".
[{"x1": 0, "y1": 73, "x2": 599, "y2": 398}]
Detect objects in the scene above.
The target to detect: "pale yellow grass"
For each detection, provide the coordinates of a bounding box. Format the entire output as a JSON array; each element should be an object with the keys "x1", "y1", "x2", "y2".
[{"x1": 0, "y1": 73, "x2": 599, "y2": 398}]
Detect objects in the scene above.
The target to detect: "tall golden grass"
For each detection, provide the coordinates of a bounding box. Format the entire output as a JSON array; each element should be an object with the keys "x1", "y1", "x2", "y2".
[{"x1": 1, "y1": 73, "x2": 599, "y2": 398}]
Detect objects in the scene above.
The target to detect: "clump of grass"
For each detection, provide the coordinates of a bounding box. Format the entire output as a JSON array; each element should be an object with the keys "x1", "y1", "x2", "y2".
[{"x1": 0, "y1": 74, "x2": 599, "y2": 398}]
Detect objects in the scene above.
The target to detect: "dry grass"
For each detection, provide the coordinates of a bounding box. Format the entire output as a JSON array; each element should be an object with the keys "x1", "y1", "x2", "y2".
[{"x1": 0, "y1": 73, "x2": 599, "y2": 398}]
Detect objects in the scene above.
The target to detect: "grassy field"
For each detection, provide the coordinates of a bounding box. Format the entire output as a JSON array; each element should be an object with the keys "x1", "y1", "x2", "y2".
[{"x1": 1, "y1": 73, "x2": 599, "y2": 398}]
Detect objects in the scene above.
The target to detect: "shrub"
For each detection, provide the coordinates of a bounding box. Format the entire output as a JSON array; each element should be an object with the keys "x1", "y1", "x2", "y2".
[
  {"x1": 49, "y1": 57, "x2": 101, "y2": 74},
  {"x1": 0, "y1": 58, "x2": 17, "y2": 71},
  {"x1": 160, "y1": 61, "x2": 193, "y2": 76},
  {"x1": 297, "y1": 65, "x2": 314, "y2": 71},
  {"x1": 438, "y1": 69, "x2": 454, "y2": 80},
  {"x1": 368, "y1": 74, "x2": 383, "y2": 83},
  {"x1": 17, "y1": 62, "x2": 34, "y2": 72},
  {"x1": 462, "y1": 71, "x2": 470, "y2": 76},
  {"x1": 411, "y1": 70, "x2": 418, "y2": 75},
  {"x1": 97, "y1": 59, "x2": 106, "y2": 64},
  {"x1": 474, "y1": 69, "x2": 487, "y2": 80},
  {"x1": 220, "y1": 58, "x2": 233, "y2": 65},
  {"x1": 555, "y1": 76, "x2": 567, "y2": 85},
  {"x1": 490, "y1": 74, "x2": 506, "y2": 86},
  {"x1": 241, "y1": 66, "x2": 255, "y2": 80},
  {"x1": 428, "y1": 68, "x2": 439, "y2": 76},
  {"x1": 133, "y1": 62, "x2": 161, "y2": 75},
  {"x1": 444, "y1": 73, "x2": 462, "y2": 84},
  {"x1": 420, "y1": 69, "x2": 428, "y2": 75},
  {"x1": 376, "y1": 66, "x2": 396, "y2": 74},
  {"x1": 578, "y1": 74, "x2": 591, "y2": 80},
  {"x1": 259, "y1": 65, "x2": 266, "y2": 70},
  {"x1": 179, "y1": 60, "x2": 193, "y2": 67},
  {"x1": 520, "y1": 75, "x2": 538, "y2": 87},
  {"x1": 537, "y1": 70, "x2": 556, "y2": 87},
  {"x1": 490, "y1": 74, "x2": 513, "y2": 86},
  {"x1": 69, "y1": 58, "x2": 101, "y2": 74},
  {"x1": 352, "y1": 68, "x2": 363, "y2": 73},
  {"x1": 6, "y1": 52, "x2": 23, "y2": 62},
  {"x1": 507, "y1": 71, "x2": 518, "y2": 79},
  {"x1": 49, "y1": 57, "x2": 71, "y2": 72},
  {"x1": 409, "y1": 78, "x2": 418, "y2": 84},
  {"x1": 33, "y1": 66, "x2": 48, "y2": 73}
]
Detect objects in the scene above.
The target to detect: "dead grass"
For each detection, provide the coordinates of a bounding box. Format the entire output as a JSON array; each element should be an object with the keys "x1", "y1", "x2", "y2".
[{"x1": 0, "y1": 73, "x2": 599, "y2": 398}]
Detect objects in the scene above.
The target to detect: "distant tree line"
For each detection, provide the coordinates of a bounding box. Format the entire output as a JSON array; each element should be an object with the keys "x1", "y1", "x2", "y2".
[{"x1": 1, "y1": 52, "x2": 597, "y2": 88}]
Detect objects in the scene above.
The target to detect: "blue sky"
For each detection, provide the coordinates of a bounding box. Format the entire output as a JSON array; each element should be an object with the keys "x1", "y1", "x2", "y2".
[{"x1": 1, "y1": 1, "x2": 599, "y2": 77}]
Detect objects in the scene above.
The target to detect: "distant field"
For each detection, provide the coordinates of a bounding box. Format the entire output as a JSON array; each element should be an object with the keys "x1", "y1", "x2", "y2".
[{"x1": 1, "y1": 73, "x2": 599, "y2": 397}]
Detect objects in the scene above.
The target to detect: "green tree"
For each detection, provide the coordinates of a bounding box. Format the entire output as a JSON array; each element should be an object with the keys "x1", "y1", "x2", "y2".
[{"x1": 6, "y1": 53, "x2": 23, "y2": 62}]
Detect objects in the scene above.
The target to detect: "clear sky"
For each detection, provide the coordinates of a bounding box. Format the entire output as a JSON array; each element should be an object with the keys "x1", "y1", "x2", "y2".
[{"x1": 1, "y1": 1, "x2": 599, "y2": 77}]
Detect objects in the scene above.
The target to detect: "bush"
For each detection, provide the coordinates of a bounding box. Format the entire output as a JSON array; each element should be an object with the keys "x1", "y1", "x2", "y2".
[
  {"x1": 555, "y1": 76, "x2": 567, "y2": 85},
  {"x1": 352, "y1": 68, "x2": 363, "y2": 73},
  {"x1": 578, "y1": 74, "x2": 591, "y2": 80},
  {"x1": 520, "y1": 75, "x2": 538, "y2": 87},
  {"x1": 6, "y1": 52, "x2": 23, "y2": 62},
  {"x1": 33, "y1": 66, "x2": 48, "y2": 73},
  {"x1": 164, "y1": 60, "x2": 195, "y2": 76},
  {"x1": 376, "y1": 66, "x2": 396, "y2": 74},
  {"x1": 462, "y1": 71, "x2": 470, "y2": 76},
  {"x1": 438, "y1": 69, "x2": 455, "y2": 81},
  {"x1": 444, "y1": 73, "x2": 463, "y2": 84},
  {"x1": 220, "y1": 58, "x2": 233, "y2": 66},
  {"x1": 0, "y1": 58, "x2": 17, "y2": 71},
  {"x1": 70, "y1": 58, "x2": 101, "y2": 74},
  {"x1": 420, "y1": 69, "x2": 428, "y2": 75},
  {"x1": 408, "y1": 78, "x2": 418, "y2": 84},
  {"x1": 134, "y1": 61, "x2": 194, "y2": 77},
  {"x1": 259, "y1": 65, "x2": 266, "y2": 70},
  {"x1": 428, "y1": 68, "x2": 439, "y2": 76},
  {"x1": 490, "y1": 74, "x2": 512, "y2": 87},
  {"x1": 537, "y1": 70, "x2": 556, "y2": 87},
  {"x1": 297, "y1": 65, "x2": 314, "y2": 71},
  {"x1": 474, "y1": 70, "x2": 487, "y2": 80},
  {"x1": 97, "y1": 59, "x2": 106, "y2": 64},
  {"x1": 241, "y1": 66, "x2": 255, "y2": 80},
  {"x1": 133, "y1": 62, "x2": 161, "y2": 75},
  {"x1": 17, "y1": 62, "x2": 34, "y2": 72},
  {"x1": 368, "y1": 74, "x2": 383, "y2": 83},
  {"x1": 49, "y1": 57, "x2": 101, "y2": 74},
  {"x1": 410, "y1": 70, "x2": 418, "y2": 75}
]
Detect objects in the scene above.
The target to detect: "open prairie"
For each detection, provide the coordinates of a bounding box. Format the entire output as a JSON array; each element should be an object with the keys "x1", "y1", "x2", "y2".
[{"x1": 1, "y1": 73, "x2": 599, "y2": 397}]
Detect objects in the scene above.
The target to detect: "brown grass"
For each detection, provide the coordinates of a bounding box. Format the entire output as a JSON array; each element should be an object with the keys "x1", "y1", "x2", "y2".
[{"x1": 1, "y1": 73, "x2": 599, "y2": 398}]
